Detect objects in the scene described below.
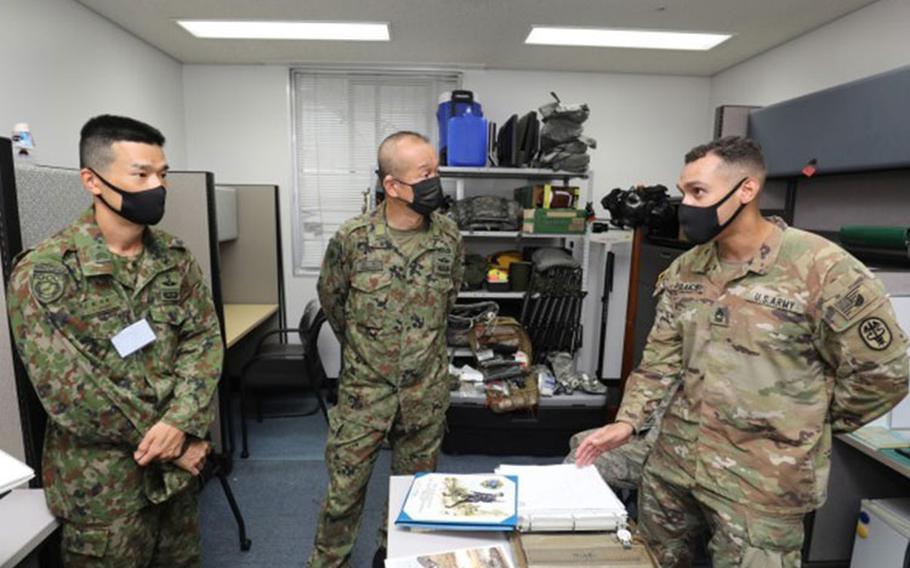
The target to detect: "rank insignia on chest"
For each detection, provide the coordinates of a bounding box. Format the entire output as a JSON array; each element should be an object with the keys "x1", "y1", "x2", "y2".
[
  {"x1": 158, "y1": 273, "x2": 181, "y2": 303},
  {"x1": 159, "y1": 284, "x2": 180, "y2": 303},
  {"x1": 30, "y1": 266, "x2": 68, "y2": 304},
  {"x1": 712, "y1": 306, "x2": 730, "y2": 327},
  {"x1": 434, "y1": 255, "x2": 453, "y2": 276}
]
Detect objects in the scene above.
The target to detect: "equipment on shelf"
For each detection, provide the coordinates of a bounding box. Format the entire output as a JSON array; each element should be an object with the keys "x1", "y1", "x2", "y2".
[
  {"x1": 462, "y1": 254, "x2": 489, "y2": 290},
  {"x1": 601, "y1": 184, "x2": 676, "y2": 232},
  {"x1": 520, "y1": 260, "x2": 586, "y2": 363},
  {"x1": 535, "y1": 92, "x2": 595, "y2": 173},
  {"x1": 449, "y1": 195, "x2": 522, "y2": 231},
  {"x1": 447, "y1": 301, "x2": 499, "y2": 347}
]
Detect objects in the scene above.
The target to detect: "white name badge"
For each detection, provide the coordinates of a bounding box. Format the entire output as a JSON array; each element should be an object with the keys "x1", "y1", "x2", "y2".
[{"x1": 111, "y1": 319, "x2": 157, "y2": 358}]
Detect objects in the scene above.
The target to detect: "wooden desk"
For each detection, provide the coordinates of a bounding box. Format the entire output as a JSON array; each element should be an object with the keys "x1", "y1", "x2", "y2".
[
  {"x1": 837, "y1": 432, "x2": 910, "y2": 479},
  {"x1": 0, "y1": 489, "x2": 57, "y2": 568},
  {"x1": 223, "y1": 303, "x2": 279, "y2": 349}
]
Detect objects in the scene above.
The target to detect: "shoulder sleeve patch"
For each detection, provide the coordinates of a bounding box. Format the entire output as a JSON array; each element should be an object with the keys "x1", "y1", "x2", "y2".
[
  {"x1": 30, "y1": 263, "x2": 69, "y2": 304},
  {"x1": 823, "y1": 280, "x2": 886, "y2": 332}
]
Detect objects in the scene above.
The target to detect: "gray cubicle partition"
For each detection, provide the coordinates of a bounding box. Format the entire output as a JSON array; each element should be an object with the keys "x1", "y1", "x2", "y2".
[
  {"x1": 215, "y1": 184, "x2": 286, "y2": 437},
  {"x1": 0, "y1": 141, "x2": 230, "y2": 471},
  {"x1": 216, "y1": 184, "x2": 285, "y2": 326}
]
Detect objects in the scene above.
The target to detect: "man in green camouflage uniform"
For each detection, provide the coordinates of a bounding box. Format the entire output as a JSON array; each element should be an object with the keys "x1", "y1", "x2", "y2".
[
  {"x1": 7, "y1": 115, "x2": 222, "y2": 566},
  {"x1": 577, "y1": 137, "x2": 909, "y2": 567},
  {"x1": 309, "y1": 131, "x2": 463, "y2": 568}
]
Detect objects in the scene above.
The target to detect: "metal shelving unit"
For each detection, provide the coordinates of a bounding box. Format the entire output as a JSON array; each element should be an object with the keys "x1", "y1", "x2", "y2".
[{"x1": 440, "y1": 166, "x2": 594, "y2": 295}]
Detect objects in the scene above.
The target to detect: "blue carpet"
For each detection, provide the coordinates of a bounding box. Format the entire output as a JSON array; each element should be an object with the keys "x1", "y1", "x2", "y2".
[{"x1": 200, "y1": 394, "x2": 562, "y2": 568}]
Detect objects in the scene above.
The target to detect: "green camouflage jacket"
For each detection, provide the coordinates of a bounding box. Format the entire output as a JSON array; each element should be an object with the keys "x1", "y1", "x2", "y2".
[
  {"x1": 617, "y1": 218, "x2": 909, "y2": 513},
  {"x1": 7, "y1": 208, "x2": 223, "y2": 522},
  {"x1": 318, "y1": 202, "x2": 464, "y2": 432}
]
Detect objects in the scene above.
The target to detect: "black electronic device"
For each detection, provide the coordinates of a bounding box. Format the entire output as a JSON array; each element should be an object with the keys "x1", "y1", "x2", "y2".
[{"x1": 496, "y1": 114, "x2": 519, "y2": 167}]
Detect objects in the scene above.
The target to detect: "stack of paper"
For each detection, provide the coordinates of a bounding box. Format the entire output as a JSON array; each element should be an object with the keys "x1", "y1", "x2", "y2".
[
  {"x1": 495, "y1": 464, "x2": 627, "y2": 532},
  {"x1": 395, "y1": 473, "x2": 519, "y2": 531},
  {"x1": 0, "y1": 448, "x2": 35, "y2": 494}
]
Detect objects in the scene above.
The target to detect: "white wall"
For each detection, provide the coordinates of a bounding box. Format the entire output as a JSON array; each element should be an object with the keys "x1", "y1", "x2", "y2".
[
  {"x1": 463, "y1": 69, "x2": 712, "y2": 195},
  {"x1": 711, "y1": 0, "x2": 910, "y2": 108},
  {"x1": 1, "y1": 0, "x2": 186, "y2": 461},
  {"x1": 0, "y1": 0, "x2": 187, "y2": 169},
  {"x1": 182, "y1": 65, "x2": 712, "y2": 375}
]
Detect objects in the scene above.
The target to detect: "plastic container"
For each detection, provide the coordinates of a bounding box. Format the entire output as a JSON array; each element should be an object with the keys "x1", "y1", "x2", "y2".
[
  {"x1": 437, "y1": 90, "x2": 483, "y2": 164},
  {"x1": 447, "y1": 107, "x2": 488, "y2": 167}
]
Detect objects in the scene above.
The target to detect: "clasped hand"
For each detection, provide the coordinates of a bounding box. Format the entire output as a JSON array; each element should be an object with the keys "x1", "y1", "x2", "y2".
[{"x1": 134, "y1": 421, "x2": 210, "y2": 476}]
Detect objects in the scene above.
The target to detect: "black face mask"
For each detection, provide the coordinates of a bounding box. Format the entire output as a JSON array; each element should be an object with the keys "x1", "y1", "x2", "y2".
[
  {"x1": 90, "y1": 169, "x2": 167, "y2": 226},
  {"x1": 395, "y1": 176, "x2": 444, "y2": 218},
  {"x1": 677, "y1": 177, "x2": 747, "y2": 244}
]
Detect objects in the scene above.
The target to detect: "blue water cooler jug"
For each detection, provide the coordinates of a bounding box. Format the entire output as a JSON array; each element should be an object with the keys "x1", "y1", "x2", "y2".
[
  {"x1": 447, "y1": 107, "x2": 488, "y2": 167},
  {"x1": 437, "y1": 90, "x2": 484, "y2": 166}
]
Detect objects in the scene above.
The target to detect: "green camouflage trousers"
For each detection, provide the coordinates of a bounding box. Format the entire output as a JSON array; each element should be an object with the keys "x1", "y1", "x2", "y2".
[
  {"x1": 61, "y1": 485, "x2": 200, "y2": 567},
  {"x1": 308, "y1": 412, "x2": 446, "y2": 568},
  {"x1": 639, "y1": 467, "x2": 805, "y2": 568}
]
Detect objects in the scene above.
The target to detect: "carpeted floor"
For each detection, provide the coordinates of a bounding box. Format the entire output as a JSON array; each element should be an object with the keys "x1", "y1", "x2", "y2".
[{"x1": 199, "y1": 394, "x2": 562, "y2": 567}]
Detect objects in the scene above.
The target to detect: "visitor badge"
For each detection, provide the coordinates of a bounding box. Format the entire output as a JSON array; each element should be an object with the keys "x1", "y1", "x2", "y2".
[{"x1": 111, "y1": 319, "x2": 156, "y2": 358}]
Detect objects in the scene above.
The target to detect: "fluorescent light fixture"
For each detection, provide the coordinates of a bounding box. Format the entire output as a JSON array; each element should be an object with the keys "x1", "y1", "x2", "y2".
[
  {"x1": 525, "y1": 26, "x2": 731, "y2": 51},
  {"x1": 176, "y1": 20, "x2": 390, "y2": 41}
]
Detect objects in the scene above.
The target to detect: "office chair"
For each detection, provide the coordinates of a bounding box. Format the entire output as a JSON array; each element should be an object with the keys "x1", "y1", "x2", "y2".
[{"x1": 239, "y1": 299, "x2": 331, "y2": 458}]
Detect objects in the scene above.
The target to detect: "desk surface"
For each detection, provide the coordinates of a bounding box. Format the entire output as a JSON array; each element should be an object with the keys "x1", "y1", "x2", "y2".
[
  {"x1": 223, "y1": 303, "x2": 279, "y2": 348},
  {"x1": 0, "y1": 489, "x2": 58, "y2": 568},
  {"x1": 387, "y1": 475, "x2": 514, "y2": 563},
  {"x1": 837, "y1": 433, "x2": 910, "y2": 479}
]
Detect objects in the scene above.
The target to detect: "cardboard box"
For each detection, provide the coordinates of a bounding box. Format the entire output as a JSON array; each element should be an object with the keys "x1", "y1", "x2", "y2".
[
  {"x1": 511, "y1": 532, "x2": 658, "y2": 567},
  {"x1": 514, "y1": 185, "x2": 580, "y2": 209},
  {"x1": 522, "y1": 208, "x2": 586, "y2": 234}
]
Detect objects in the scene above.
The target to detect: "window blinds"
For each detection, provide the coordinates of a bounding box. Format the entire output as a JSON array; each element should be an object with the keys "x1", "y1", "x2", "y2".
[{"x1": 291, "y1": 70, "x2": 459, "y2": 273}]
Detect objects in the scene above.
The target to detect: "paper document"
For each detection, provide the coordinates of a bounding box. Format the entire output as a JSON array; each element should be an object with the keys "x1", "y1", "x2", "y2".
[
  {"x1": 396, "y1": 473, "x2": 519, "y2": 531},
  {"x1": 0, "y1": 448, "x2": 35, "y2": 494},
  {"x1": 385, "y1": 544, "x2": 514, "y2": 568},
  {"x1": 495, "y1": 464, "x2": 627, "y2": 532}
]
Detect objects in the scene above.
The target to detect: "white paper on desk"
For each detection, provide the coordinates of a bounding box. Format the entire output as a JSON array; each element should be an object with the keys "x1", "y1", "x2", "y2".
[
  {"x1": 385, "y1": 544, "x2": 514, "y2": 568},
  {"x1": 494, "y1": 464, "x2": 627, "y2": 532},
  {"x1": 0, "y1": 448, "x2": 35, "y2": 494}
]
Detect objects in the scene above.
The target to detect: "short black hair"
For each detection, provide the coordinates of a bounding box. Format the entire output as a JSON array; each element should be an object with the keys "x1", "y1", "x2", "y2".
[
  {"x1": 377, "y1": 131, "x2": 431, "y2": 180},
  {"x1": 79, "y1": 115, "x2": 165, "y2": 170},
  {"x1": 684, "y1": 136, "x2": 765, "y2": 175}
]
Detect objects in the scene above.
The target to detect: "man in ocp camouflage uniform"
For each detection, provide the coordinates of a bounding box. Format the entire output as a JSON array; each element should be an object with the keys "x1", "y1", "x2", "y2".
[
  {"x1": 309, "y1": 131, "x2": 464, "y2": 568},
  {"x1": 577, "y1": 136, "x2": 909, "y2": 567},
  {"x1": 7, "y1": 115, "x2": 222, "y2": 566}
]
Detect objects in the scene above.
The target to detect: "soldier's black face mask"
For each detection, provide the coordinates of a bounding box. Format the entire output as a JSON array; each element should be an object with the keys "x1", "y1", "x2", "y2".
[
  {"x1": 90, "y1": 169, "x2": 167, "y2": 226},
  {"x1": 677, "y1": 177, "x2": 747, "y2": 244},
  {"x1": 396, "y1": 176, "x2": 444, "y2": 218}
]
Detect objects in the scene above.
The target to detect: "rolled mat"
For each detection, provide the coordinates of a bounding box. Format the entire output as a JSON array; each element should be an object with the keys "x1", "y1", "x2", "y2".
[{"x1": 839, "y1": 226, "x2": 910, "y2": 250}]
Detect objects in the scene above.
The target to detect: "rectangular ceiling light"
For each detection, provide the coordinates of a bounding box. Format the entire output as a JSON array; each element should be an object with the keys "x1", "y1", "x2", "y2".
[
  {"x1": 525, "y1": 26, "x2": 731, "y2": 51},
  {"x1": 177, "y1": 20, "x2": 390, "y2": 41}
]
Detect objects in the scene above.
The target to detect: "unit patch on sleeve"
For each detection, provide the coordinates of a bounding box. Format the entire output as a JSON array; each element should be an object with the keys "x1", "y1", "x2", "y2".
[
  {"x1": 30, "y1": 264, "x2": 68, "y2": 304},
  {"x1": 859, "y1": 317, "x2": 892, "y2": 351}
]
